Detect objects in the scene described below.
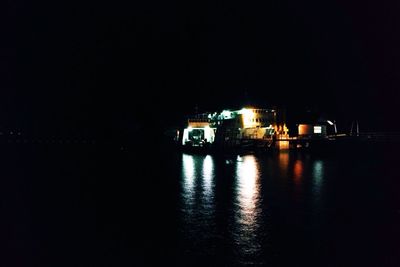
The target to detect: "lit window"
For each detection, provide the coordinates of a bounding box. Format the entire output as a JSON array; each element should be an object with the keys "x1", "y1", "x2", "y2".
[{"x1": 314, "y1": 126, "x2": 322, "y2": 134}]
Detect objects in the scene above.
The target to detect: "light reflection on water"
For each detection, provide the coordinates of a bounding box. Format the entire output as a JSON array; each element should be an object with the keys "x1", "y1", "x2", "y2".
[
  {"x1": 182, "y1": 154, "x2": 195, "y2": 209},
  {"x1": 313, "y1": 161, "x2": 323, "y2": 188},
  {"x1": 293, "y1": 158, "x2": 304, "y2": 201},
  {"x1": 233, "y1": 155, "x2": 262, "y2": 259},
  {"x1": 180, "y1": 153, "x2": 216, "y2": 253},
  {"x1": 235, "y1": 155, "x2": 260, "y2": 227},
  {"x1": 202, "y1": 155, "x2": 214, "y2": 204},
  {"x1": 312, "y1": 160, "x2": 324, "y2": 201},
  {"x1": 179, "y1": 152, "x2": 329, "y2": 264},
  {"x1": 278, "y1": 152, "x2": 289, "y2": 177},
  {"x1": 181, "y1": 154, "x2": 215, "y2": 211},
  {"x1": 293, "y1": 159, "x2": 303, "y2": 185}
]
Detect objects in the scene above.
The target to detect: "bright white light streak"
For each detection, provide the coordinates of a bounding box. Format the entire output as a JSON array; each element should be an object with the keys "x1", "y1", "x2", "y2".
[
  {"x1": 202, "y1": 155, "x2": 213, "y2": 193},
  {"x1": 236, "y1": 155, "x2": 260, "y2": 225},
  {"x1": 182, "y1": 154, "x2": 195, "y2": 195}
]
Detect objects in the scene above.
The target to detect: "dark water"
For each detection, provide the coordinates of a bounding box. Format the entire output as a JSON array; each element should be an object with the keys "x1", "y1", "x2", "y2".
[{"x1": 2, "y1": 143, "x2": 400, "y2": 266}]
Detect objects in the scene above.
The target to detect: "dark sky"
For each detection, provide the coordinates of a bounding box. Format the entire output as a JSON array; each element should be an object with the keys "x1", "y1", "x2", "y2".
[{"x1": 2, "y1": 0, "x2": 400, "y2": 138}]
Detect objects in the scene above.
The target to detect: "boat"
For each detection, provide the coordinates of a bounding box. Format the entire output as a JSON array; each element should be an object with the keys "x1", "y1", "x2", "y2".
[{"x1": 176, "y1": 107, "x2": 289, "y2": 152}]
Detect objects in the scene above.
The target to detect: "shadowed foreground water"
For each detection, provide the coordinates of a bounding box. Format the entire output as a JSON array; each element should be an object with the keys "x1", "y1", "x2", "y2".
[{"x1": 1, "y1": 144, "x2": 399, "y2": 266}]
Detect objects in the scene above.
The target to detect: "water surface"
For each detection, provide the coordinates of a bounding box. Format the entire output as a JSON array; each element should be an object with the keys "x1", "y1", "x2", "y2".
[{"x1": 1, "y1": 144, "x2": 399, "y2": 266}]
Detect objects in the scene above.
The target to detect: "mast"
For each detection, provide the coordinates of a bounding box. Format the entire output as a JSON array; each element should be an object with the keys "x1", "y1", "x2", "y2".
[
  {"x1": 356, "y1": 120, "x2": 359, "y2": 136},
  {"x1": 350, "y1": 121, "x2": 354, "y2": 136},
  {"x1": 350, "y1": 120, "x2": 359, "y2": 136}
]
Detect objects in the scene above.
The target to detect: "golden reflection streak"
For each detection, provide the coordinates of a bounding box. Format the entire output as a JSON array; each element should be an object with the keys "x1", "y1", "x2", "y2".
[
  {"x1": 278, "y1": 152, "x2": 289, "y2": 177},
  {"x1": 293, "y1": 159, "x2": 303, "y2": 185}
]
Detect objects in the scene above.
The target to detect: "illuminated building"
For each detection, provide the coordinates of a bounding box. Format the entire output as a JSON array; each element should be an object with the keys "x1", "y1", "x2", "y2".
[{"x1": 298, "y1": 124, "x2": 327, "y2": 137}]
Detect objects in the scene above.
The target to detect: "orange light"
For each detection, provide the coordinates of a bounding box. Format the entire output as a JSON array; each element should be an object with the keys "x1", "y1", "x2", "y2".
[{"x1": 293, "y1": 160, "x2": 303, "y2": 184}]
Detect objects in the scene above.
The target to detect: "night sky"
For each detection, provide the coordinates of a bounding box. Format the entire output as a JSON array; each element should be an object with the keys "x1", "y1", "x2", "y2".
[{"x1": 3, "y1": 0, "x2": 400, "y2": 139}]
